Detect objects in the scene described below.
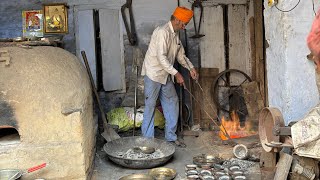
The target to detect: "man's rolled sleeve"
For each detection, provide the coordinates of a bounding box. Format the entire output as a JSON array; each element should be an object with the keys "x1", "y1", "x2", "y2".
[
  {"x1": 176, "y1": 43, "x2": 194, "y2": 70},
  {"x1": 157, "y1": 29, "x2": 178, "y2": 75}
]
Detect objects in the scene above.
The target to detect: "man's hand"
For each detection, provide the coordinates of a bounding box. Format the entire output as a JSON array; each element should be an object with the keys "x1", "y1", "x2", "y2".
[
  {"x1": 190, "y1": 68, "x2": 199, "y2": 80},
  {"x1": 174, "y1": 72, "x2": 185, "y2": 87}
]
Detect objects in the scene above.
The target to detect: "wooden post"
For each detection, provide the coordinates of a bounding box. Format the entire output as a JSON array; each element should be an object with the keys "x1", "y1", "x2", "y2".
[
  {"x1": 254, "y1": 0, "x2": 266, "y2": 106},
  {"x1": 274, "y1": 153, "x2": 293, "y2": 180}
]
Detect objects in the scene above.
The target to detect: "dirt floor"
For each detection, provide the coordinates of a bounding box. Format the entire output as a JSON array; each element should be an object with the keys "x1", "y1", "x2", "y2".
[{"x1": 91, "y1": 129, "x2": 262, "y2": 180}]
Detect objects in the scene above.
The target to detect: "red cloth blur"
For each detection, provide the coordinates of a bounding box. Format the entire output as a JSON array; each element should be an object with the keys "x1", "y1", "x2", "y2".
[{"x1": 307, "y1": 10, "x2": 320, "y2": 58}]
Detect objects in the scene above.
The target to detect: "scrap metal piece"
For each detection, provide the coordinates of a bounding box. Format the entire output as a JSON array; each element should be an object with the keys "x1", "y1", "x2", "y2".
[
  {"x1": 233, "y1": 144, "x2": 249, "y2": 160},
  {"x1": 292, "y1": 159, "x2": 316, "y2": 180}
]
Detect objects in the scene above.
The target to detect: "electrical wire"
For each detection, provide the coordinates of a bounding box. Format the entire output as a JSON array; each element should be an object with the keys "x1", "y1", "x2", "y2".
[
  {"x1": 275, "y1": 0, "x2": 301, "y2": 12},
  {"x1": 312, "y1": 0, "x2": 316, "y2": 16}
]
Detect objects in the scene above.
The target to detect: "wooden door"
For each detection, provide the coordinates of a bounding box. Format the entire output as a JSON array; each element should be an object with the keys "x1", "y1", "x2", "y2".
[
  {"x1": 99, "y1": 9, "x2": 126, "y2": 92},
  {"x1": 75, "y1": 9, "x2": 97, "y2": 86}
]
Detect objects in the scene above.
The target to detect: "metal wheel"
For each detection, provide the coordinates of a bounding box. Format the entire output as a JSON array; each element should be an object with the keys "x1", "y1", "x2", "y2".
[
  {"x1": 211, "y1": 69, "x2": 252, "y2": 117},
  {"x1": 259, "y1": 107, "x2": 285, "y2": 152}
]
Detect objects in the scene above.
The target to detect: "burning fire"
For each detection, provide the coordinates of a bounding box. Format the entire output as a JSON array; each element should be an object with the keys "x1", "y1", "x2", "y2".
[{"x1": 219, "y1": 111, "x2": 257, "y2": 140}]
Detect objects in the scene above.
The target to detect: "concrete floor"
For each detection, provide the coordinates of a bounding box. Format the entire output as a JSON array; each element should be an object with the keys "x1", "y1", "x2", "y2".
[{"x1": 91, "y1": 130, "x2": 262, "y2": 180}]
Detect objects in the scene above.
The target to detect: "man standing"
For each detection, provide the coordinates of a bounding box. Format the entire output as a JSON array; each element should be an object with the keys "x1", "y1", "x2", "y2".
[{"x1": 141, "y1": 7, "x2": 198, "y2": 147}]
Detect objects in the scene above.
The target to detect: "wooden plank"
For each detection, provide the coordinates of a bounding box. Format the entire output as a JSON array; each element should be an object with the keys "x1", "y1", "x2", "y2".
[
  {"x1": 249, "y1": 17, "x2": 256, "y2": 80},
  {"x1": 191, "y1": 68, "x2": 219, "y2": 130},
  {"x1": 228, "y1": 4, "x2": 251, "y2": 85},
  {"x1": 99, "y1": 9, "x2": 126, "y2": 92},
  {"x1": 202, "y1": 0, "x2": 248, "y2": 5},
  {"x1": 274, "y1": 153, "x2": 293, "y2": 180},
  {"x1": 200, "y1": 6, "x2": 225, "y2": 71},
  {"x1": 241, "y1": 81, "x2": 264, "y2": 120},
  {"x1": 260, "y1": 151, "x2": 277, "y2": 169},
  {"x1": 254, "y1": 0, "x2": 266, "y2": 105}
]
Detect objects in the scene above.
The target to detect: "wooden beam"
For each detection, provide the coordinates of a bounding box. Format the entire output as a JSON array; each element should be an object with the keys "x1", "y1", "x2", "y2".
[
  {"x1": 274, "y1": 153, "x2": 293, "y2": 180},
  {"x1": 254, "y1": 0, "x2": 266, "y2": 106},
  {"x1": 202, "y1": 0, "x2": 248, "y2": 6}
]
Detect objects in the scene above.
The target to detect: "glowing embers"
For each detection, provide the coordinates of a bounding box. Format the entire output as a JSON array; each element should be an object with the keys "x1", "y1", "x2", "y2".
[{"x1": 219, "y1": 111, "x2": 257, "y2": 140}]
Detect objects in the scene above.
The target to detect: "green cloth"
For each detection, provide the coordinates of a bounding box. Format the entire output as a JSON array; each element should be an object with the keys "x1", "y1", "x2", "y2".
[{"x1": 107, "y1": 107, "x2": 165, "y2": 132}]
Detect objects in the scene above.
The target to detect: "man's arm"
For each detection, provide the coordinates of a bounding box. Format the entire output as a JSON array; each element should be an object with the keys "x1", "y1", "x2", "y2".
[
  {"x1": 156, "y1": 29, "x2": 178, "y2": 76},
  {"x1": 176, "y1": 42, "x2": 198, "y2": 80}
]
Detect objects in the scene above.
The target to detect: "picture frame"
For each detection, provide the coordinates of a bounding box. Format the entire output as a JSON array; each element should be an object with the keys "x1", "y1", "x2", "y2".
[
  {"x1": 43, "y1": 4, "x2": 68, "y2": 34},
  {"x1": 22, "y1": 10, "x2": 44, "y2": 38}
]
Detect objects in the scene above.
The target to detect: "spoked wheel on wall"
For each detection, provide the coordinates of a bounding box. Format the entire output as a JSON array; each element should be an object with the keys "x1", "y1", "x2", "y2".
[{"x1": 211, "y1": 69, "x2": 252, "y2": 120}]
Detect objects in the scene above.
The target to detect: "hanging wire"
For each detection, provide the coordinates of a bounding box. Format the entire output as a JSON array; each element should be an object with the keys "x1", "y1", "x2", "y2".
[
  {"x1": 312, "y1": 0, "x2": 316, "y2": 16},
  {"x1": 275, "y1": 0, "x2": 301, "y2": 12}
]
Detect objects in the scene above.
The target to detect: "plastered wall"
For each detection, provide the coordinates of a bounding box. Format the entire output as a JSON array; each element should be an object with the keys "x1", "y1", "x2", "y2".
[{"x1": 264, "y1": 0, "x2": 320, "y2": 124}]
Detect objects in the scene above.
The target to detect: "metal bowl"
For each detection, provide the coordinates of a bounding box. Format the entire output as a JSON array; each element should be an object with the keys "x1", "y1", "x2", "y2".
[
  {"x1": 0, "y1": 169, "x2": 21, "y2": 180},
  {"x1": 133, "y1": 146, "x2": 156, "y2": 154},
  {"x1": 185, "y1": 164, "x2": 197, "y2": 171},
  {"x1": 104, "y1": 137, "x2": 175, "y2": 169},
  {"x1": 119, "y1": 174, "x2": 153, "y2": 180},
  {"x1": 233, "y1": 175, "x2": 246, "y2": 180},
  {"x1": 148, "y1": 167, "x2": 176, "y2": 180}
]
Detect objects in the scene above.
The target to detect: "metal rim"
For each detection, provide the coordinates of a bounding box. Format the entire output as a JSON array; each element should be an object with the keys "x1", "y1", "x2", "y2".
[
  {"x1": 103, "y1": 136, "x2": 175, "y2": 169},
  {"x1": 258, "y1": 107, "x2": 285, "y2": 152},
  {"x1": 211, "y1": 69, "x2": 252, "y2": 115}
]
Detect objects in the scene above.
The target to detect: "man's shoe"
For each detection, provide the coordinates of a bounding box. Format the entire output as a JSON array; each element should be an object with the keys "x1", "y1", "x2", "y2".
[{"x1": 170, "y1": 140, "x2": 186, "y2": 148}]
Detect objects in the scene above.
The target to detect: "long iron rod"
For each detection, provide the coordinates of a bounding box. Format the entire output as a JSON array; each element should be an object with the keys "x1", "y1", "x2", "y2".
[{"x1": 183, "y1": 86, "x2": 233, "y2": 141}]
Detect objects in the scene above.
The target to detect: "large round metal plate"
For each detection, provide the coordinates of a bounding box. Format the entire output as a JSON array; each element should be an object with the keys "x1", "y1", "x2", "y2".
[
  {"x1": 259, "y1": 107, "x2": 285, "y2": 152},
  {"x1": 103, "y1": 136, "x2": 175, "y2": 169}
]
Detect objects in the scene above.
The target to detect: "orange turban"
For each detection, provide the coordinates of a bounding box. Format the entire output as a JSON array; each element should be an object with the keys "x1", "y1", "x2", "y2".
[{"x1": 173, "y1": 7, "x2": 193, "y2": 24}]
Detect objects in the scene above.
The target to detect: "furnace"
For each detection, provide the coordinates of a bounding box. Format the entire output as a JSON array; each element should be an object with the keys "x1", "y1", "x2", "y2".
[{"x1": 0, "y1": 46, "x2": 96, "y2": 179}]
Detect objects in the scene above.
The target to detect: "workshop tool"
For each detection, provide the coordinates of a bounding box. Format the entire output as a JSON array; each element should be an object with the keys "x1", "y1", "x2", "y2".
[
  {"x1": 190, "y1": 0, "x2": 205, "y2": 38},
  {"x1": 103, "y1": 136, "x2": 175, "y2": 169},
  {"x1": 1, "y1": 163, "x2": 46, "y2": 180},
  {"x1": 81, "y1": 51, "x2": 120, "y2": 142},
  {"x1": 184, "y1": 85, "x2": 234, "y2": 142},
  {"x1": 181, "y1": 47, "x2": 233, "y2": 141},
  {"x1": 184, "y1": 29, "x2": 194, "y2": 127},
  {"x1": 258, "y1": 107, "x2": 292, "y2": 152},
  {"x1": 133, "y1": 63, "x2": 138, "y2": 136},
  {"x1": 121, "y1": 0, "x2": 137, "y2": 46}
]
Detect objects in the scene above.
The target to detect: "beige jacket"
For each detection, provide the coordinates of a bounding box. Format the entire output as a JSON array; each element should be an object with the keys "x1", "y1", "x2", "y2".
[{"x1": 141, "y1": 21, "x2": 194, "y2": 84}]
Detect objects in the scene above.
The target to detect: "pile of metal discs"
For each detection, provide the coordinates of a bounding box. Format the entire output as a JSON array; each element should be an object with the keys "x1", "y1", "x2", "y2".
[
  {"x1": 115, "y1": 148, "x2": 164, "y2": 160},
  {"x1": 185, "y1": 154, "x2": 247, "y2": 180}
]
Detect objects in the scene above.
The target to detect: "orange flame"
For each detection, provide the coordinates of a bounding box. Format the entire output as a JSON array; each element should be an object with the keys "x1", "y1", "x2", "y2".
[{"x1": 219, "y1": 111, "x2": 256, "y2": 140}]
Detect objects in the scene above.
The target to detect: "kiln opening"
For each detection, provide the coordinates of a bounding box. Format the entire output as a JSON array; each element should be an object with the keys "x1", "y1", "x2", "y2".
[{"x1": 0, "y1": 126, "x2": 20, "y2": 146}]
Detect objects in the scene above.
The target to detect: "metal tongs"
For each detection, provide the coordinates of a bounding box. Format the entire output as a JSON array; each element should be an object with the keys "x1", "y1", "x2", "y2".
[
  {"x1": 121, "y1": 0, "x2": 137, "y2": 45},
  {"x1": 190, "y1": 0, "x2": 205, "y2": 38}
]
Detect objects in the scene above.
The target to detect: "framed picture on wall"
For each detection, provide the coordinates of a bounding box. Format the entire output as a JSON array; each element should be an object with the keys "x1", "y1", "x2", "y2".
[
  {"x1": 22, "y1": 10, "x2": 44, "y2": 38},
  {"x1": 43, "y1": 4, "x2": 68, "y2": 34}
]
